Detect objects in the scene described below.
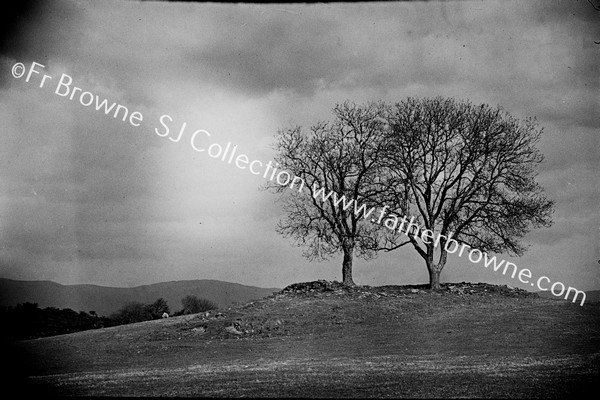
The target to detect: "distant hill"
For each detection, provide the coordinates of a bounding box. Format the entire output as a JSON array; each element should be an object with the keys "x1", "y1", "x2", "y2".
[
  {"x1": 537, "y1": 289, "x2": 600, "y2": 304},
  {"x1": 0, "y1": 278, "x2": 280, "y2": 316}
]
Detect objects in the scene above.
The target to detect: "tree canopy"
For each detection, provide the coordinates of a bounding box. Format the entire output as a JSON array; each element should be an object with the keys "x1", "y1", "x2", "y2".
[
  {"x1": 379, "y1": 97, "x2": 554, "y2": 288},
  {"x1": 270, "y1": 97, "x2": 554, "y2": 289},
  {"x1": 269, "y1": 101, "x2": 402, "y2": 285}
]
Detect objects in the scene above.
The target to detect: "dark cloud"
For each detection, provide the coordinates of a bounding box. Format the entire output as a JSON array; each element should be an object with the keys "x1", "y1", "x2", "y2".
[
  {"x1": 182, "y1": 3, "x2": 476, "y2": 97},
  {"x1": 0, "y1": 1, "x2": 84, "y2": 80},
  {"x1": 529, "y1": 0, "x2": 600, "y2": 25},
  {"x1": 186, "y1": 8, "x2": 371, "y2": 97}
]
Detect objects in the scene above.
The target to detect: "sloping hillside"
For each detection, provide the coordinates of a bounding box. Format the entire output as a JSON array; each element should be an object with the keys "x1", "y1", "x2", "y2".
[
  {"x1": 9, "y1": 281, "x2": 599, "y2": 397},
  {"x1": 537, "y1": 289, "x2": 600, "y2": 303},
  {"x1": 0, "y1": 278, "x2": 279, "y2": 316}
]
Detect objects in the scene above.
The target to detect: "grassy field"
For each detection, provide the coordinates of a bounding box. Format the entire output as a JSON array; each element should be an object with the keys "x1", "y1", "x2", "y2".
[{"x1": 6, "y1": 282, "x2": 600, "y2": 397}]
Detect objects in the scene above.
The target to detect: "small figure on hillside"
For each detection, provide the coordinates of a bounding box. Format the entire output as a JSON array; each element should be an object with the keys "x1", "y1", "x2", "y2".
[{"x1": 162, "y1": 312, "x2": 169, "y2": 319}]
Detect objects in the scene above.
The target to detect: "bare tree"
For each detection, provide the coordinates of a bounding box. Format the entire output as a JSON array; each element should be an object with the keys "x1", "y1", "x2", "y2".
[
  {"x1": 146, "y1": 298, "x2": 170, "y2": 319},
  {"x1": 110, "y1": 302, "x2": 152, "y2": 324},
  {"x1": 269, "y1": 102, "x2": 399, "y2": 285},
  {"x1": 181, "y1": 295, "x2": 217, "y2": 315},
  {"x1": 380, "y1": 97, "x2": 554, "y2": 289}
]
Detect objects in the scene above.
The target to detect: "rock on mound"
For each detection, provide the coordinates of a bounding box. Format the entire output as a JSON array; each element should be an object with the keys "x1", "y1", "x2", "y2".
[
  {"x1": 282, "y1": 280, "x2": 336, "y2": 293},
  {"x1": 279, "y1": 280, "x2": 411, "y2": 300},
  {"x1": 443, "y1": 282, "x2": 538, "y2": 298},
  {"x1": 278, "y1": 280, "x2": 538, "y2": 299}
]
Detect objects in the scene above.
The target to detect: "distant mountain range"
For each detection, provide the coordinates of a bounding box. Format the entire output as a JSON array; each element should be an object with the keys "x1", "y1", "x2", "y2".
[{"x1": 0, "y1": 278, "x2": 280, "y2": 316}]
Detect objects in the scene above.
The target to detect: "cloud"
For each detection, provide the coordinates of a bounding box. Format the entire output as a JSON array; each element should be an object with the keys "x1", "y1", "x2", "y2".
[
  {"x1": 0, "y1": 0, "x2": 597, "y2": 290},
  {"x1": 183, "y1": 5, "x2": 372, "y2": 97}
]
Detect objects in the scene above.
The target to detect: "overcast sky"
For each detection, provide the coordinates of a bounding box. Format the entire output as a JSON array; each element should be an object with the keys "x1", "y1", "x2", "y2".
[{"x1": 0, "y1": 0, "x2": 598, "y2": 291}]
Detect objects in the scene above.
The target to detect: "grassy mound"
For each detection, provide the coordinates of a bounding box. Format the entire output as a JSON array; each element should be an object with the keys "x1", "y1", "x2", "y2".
[
  {"x1": 162, "y1": 281, "x2": 545, "y2": 341},
  {"x1": 9, "y1": 281, "x2": 600, "y2": 397}
]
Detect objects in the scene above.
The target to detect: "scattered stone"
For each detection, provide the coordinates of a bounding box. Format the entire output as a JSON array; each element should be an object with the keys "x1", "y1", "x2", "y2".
[
  {"x1": 273, "y1": 280, "x2": 538, "y2": 301},
  {"x1": 225, "y1": 325, "x2": 243, "y2": 335},
  {"x1": 191, "y1": 326, "x2": 206, "y2": 334}
]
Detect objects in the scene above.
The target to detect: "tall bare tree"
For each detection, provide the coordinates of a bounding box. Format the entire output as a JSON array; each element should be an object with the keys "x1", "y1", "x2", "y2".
[
  {"x1": 269, "y1": 102, "x2": 399, "y2": 285},
  {"x1": 380, "y1": 97, "x2": 554, "y2": 289}
]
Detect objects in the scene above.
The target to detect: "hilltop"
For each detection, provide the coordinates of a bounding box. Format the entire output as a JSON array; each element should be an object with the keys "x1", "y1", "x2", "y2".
[{"x1": 9, "y1": 280, "x2": 599, "y2": 397}]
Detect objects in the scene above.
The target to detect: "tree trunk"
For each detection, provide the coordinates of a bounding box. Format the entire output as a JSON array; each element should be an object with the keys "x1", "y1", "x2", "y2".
[
  {"x1": 342, "y1": 245, "x2": 355, "y2": 286},
  {"x1": 427, "y1": 246, "x2": 447, "y2": 291},
  {"x1": 428, "y1": 268, "x2": 441, "y2": 290}
]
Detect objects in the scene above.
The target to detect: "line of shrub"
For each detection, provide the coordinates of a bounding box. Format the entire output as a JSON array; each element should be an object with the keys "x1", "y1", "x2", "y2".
[{"x1": 0, "y1": 295, "x2": 218, "y2": 341}]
